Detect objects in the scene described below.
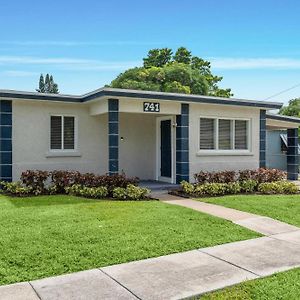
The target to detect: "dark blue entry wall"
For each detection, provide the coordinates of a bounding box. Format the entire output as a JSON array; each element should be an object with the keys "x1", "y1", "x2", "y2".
[{"x1": 0, "y1": 100, "x2": 12, "y2": 181}]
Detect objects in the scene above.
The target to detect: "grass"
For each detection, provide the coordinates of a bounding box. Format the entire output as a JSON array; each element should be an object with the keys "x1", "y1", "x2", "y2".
[
  {"x1": 198, "y1": 194, "x2": 300, "y2": 227},
  {"x1": 202, "y1": 268, "x2": 300, "y2": 300},
  {"x1": 0, "y1": 195, "x2": 258, "y2": 285}
]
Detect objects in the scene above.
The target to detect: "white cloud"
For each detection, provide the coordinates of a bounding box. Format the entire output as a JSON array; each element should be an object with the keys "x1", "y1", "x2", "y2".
[
  {"x1": 1, "y1": 70, "x2": 39, "y2": 77},
  {"x1": 0, "y1": 55, "x2": 140, "y2": 71},
  {"x1": 0, "y1": 40, "x2": 159, "y2": 47},
  {"x1": 210, "y1": 57, "x2": 300, "y2": 69}
]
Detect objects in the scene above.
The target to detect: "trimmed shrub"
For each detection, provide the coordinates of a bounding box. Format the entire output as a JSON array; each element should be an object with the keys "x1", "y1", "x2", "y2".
[
  {"x1": 51, "y1": 170, "x2": 81, "y2": 193},
  {"x1": 20, "y1": 170, "x2": 49, "y2": 194},
  {"x1": 65, "y1": 184, "x2": 108, "y2": 198},
  {"x1": 239, "y1": 180, "x2": 258, "y2": 193},
  {"x1": 194, "y1": 168, "x2": 286, "y2": 185},
  {"x1": 1, "y1": 181, "x2": 33, "y2": 196},
  {"x1": 258, "y1": 181, "x2": 298, "y2": 194},
  {"x1": 112, "y1": 184, "x2": 150, "y2": 200},
  {"x1": 181, "y1": 181, "x2": 195, "y2": 194},
  {"x1": 225, "y1": 182, "x2": 241, "y2": 194}
]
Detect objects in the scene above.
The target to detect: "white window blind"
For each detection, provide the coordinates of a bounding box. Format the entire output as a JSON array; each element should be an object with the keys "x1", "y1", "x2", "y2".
[
  {"x1": 200, "y1": 118, "x2": 215, "y2": 149},
  {"x1": 218, "y1": 119, "x2": 232, "y2": 150},
  {"x1": 50, "y1": 116, "x2": 75, "y2": 150},
  {"x1": 50, "y1": 116, "x2": 62, "y2": 149},
  {"x1": 64, "y1": 117, "x2": 75, "y2": 149},
  {"x1": 235, "y1": 120, "x2": 248, "y2": 149}
]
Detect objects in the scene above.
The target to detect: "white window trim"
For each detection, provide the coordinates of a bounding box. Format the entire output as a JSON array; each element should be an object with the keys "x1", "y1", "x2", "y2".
[
  {"x1": 49, "y1": 114, "x2": 78, "y2": 153},
  {"x1": 198, "y1": 116, "x2": 252, "y2": 156}
]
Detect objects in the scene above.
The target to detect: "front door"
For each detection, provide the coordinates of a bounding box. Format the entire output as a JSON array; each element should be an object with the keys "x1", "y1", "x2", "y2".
[{"x1": 160, "y1": 119, "x2": 172, "y2": 179}]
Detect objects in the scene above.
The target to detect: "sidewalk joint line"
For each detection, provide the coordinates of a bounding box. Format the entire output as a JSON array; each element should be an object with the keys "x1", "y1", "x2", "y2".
[
  {"x1": 29, "y1": 282, "x2": 42, "y2": 300},
  {"x1": 99, "y1": 268, "x2": 142, "y2": 300},
  {"x1": 197, "y1": 249, "x2": 261, "y2": 277}
]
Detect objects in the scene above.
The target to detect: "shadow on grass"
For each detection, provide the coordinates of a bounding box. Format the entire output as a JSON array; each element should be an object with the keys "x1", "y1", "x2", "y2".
[{"x1": 7, "y1": 194, "x2": 94, "y2": 208}]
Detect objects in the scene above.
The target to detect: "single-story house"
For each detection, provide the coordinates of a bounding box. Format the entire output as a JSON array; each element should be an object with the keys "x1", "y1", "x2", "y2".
[{"x1": 0, "y1": 87, "x2": 299, "y2": 183}]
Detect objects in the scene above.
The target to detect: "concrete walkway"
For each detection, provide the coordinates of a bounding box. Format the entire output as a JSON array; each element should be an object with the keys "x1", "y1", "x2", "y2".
[
  {"x1": 164, "y1": 198, "x2": 300, "y2": 235},
  {"x1": 1, "y1": 198, "x2": 300, "y2": 300}
]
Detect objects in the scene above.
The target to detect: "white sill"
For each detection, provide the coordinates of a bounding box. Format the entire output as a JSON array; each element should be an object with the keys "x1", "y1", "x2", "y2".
[
  {"x1": 196, "y1": 150, "x2": 253, "y2": 156},
  {"x1": 46, "y1": 151, "x2": 82, "y2": 158}
]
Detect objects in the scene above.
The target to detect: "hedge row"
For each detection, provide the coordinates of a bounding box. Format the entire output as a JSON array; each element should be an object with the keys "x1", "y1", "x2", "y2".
[
  {"x1": 181, "y1": 180, "x2": 298, "y2": 197},
  {"x1": 194, "y1": 168, "x2": 286, "y2": 184}
]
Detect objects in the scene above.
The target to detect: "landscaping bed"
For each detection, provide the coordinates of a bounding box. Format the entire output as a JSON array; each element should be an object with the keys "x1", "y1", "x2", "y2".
[
  {"x1": 170, "y1": 168, "x2": 299, "y2": 198},
  {"x1": 1, "y1": 170, "x2": 151, "y2": 200}
]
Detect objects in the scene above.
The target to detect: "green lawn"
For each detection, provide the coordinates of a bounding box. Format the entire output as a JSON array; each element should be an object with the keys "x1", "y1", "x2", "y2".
[
  {"x1": 202, "y1": 268, "x2": 300, "y2": 300},
  {"x1": 0, "y1": 195, "x2": 258, "y2": 285},
  {"x1": 198, "y1": 194, "x2": 300, "y2": 227}
]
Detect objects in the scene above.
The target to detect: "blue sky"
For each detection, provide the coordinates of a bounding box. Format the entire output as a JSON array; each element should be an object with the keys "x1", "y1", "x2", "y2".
[{"x1": 1, "y1": 0, "x2": 300, "y2": 104}]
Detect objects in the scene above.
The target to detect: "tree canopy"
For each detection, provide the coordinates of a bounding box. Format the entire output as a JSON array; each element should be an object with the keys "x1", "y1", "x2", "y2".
[
  {"x1": 279, "y1": 98, "x2": 300, "y2": 117},
  {"x1": 36, "y1": 74, "x2": 59, "y2": 94},
  {"x1": 110, "y1": 47, "x2": 232, "y2": 97}
]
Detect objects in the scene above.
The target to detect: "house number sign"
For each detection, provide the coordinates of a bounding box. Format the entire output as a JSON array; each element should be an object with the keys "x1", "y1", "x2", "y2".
[{"x1": 143, "y1": 102, "x2": 160, "y2": 112}]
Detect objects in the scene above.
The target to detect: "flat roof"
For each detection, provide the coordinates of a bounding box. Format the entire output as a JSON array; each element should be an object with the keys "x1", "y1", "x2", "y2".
[
  {"x1": 0, "y1": 87, "x2": 283, "y2": 109},
  {"x1": 266, "y1": 113, "x2": 300, "y2": 124}
]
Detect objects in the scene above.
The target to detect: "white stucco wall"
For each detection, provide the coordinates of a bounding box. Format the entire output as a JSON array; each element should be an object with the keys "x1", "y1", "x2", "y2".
[
  {"x1": 189, "y1": 103, "x2": 260, "y2": 181},
  {"x1": 12, "y1": 100, "x2": 108, "y2": 180}
]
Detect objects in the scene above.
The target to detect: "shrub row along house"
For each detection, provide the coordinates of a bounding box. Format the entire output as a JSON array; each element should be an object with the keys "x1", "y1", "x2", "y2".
[{"x1": 0, "y1": 87, "x2": 299, "y2": 183}]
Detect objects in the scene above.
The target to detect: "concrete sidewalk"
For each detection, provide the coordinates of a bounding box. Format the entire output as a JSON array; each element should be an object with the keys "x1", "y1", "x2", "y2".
[
  {"x1": 1, "y1": 198, "x2": 300, "y2": 300},
  {"x1": 2, "y1": 232, "x2": 300, "y2": 300}
]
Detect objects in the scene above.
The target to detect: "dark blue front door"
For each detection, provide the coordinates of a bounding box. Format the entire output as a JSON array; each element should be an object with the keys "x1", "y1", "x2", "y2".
[{"x1": 160, "y1": 120, "x2": 172, "y2": 178}]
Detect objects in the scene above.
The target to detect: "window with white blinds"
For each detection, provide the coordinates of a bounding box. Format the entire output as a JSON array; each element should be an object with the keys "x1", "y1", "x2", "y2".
[
  {"x1": 200, "y1": 118, "x2": 215, "y2": 149},
  {"x1": 218, "y1": 119, "x2": 232, "y2": 150},
  {"x1": 199, "y1": 118, "x2": 249, "y2": 151},
  {"x1": 235, "y1": 120, "x2": 248, "y2": 150},
  {"x1": 50, "y1": 116, "x2": 76, "y2": 150}
]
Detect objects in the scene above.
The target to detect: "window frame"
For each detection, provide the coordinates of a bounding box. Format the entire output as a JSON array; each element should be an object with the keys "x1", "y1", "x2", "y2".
[
  {"x1": 198, "y1": 116, "x2": 252, "y2": 155},
  {"x1": 49, "y1": 114, "x2": 78, "y2": 152}
]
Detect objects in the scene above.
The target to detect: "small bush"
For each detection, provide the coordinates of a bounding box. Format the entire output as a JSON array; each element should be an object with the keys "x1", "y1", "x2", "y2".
[
  {"x1": 1, "y1": 181, "x2": 33, "y2": 196},
  {"x1": 240, "y1": 180, "x2": 258, "y2": 193},
  {"x1": 112, "y1": 184, "x2": 150, "y2": 200},
  {"x1": 225, "y1": 182, "x2": 241, "y2": 194},
  {"x1": 181, "y1": 181, "x2": 194, "y2": 194},
  {"x1": 194, "y1": 168, "x2": 286, "y2": 185},
  {"x1": 258, "y1": 181, "x2": 298, "y2": 194},
  {"x1": 20, "y1": 170, "x2": 49, "y2": 194},
  {"x1": 65, "y1": 184, "x2": 108, "y2": 198}
]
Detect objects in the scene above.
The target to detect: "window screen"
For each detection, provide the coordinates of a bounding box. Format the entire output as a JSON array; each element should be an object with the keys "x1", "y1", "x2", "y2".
[
  {"x1": 218, "y1": 119, "x2": 232, "y2": 150},
  {"x1": 200, "y1": 118, "x2": 215, "y2": 149},
  {"x1": 64, "y1": 117, "x2": 75, "y2": 149},
  {"x1": 235, "y1": 120, "x2": 248, "y2": 149},
  {"x1": 50, "y1": 116, "x2": 62, "y2": 149}
]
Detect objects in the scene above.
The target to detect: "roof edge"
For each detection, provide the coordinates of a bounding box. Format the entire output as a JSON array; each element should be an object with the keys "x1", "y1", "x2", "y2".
[
  {"x1": 0, "y1": 87, "x2": 283, "y2": 109},
  {"x1": 266, "y1": 113, "x2": 300, "y2": 124}
]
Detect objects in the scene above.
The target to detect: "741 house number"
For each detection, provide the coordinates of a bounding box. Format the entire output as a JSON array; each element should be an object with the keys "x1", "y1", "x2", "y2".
[{"x1": 143, "y1": 102, "x2": 160, "y2": 112}]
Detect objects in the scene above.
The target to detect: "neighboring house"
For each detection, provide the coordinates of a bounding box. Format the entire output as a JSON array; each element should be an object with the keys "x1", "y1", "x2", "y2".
[
  {"x1": 0, "y1": 87, "x2": 299, "y2": 183},
  {"x1": 266, "y1": 127, "x2": 300, "y2": 172}
]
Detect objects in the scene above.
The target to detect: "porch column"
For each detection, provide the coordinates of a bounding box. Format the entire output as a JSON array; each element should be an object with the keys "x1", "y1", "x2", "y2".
[
  {"x1": 287, "y1": 128, "x2": 299, "y2": 180},
  {"x1": 259, "y1": 110, "x2": 266, "y2": 168},
  {"x1": 176, "y1": 103, "x2": 189, "y2": 183},
  {"x1": 108, "y1": 98, "x2": 119, "y2": 175},
  {"x1": 0, "y1": 100, "x2": 12, "y2": 182}
]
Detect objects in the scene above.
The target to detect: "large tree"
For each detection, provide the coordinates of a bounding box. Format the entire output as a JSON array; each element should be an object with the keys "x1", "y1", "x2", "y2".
[
  {"x1": 36, "y1": 74, "x2": 59, "y2": 94},
  {"x1": 110, "y1": 47, "x2": 232, "y2": 97},
  {"x1": 280, "y1": 98, "x2": 300, "y2": 117}
]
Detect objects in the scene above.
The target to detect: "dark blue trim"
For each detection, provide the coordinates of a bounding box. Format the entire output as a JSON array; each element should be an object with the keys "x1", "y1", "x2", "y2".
[
  {"x1": 176, "y1": 104, "x2": 189, "y2": 183},
  {"x1": 259, "y1": 110, "x2": 266, "y2": 168},
  {"x1": 108, "y1": 99, "x2": 119, "y2": 175},
  {"x1": 0, "y1": 100, "x2": 12, "y2": 181},
  {"x1": 266, "y1": 113, "x2": 300, "y2": 124},
  {"x1": 0, "y1": 89, "x2": 282, "y2": 109},
  {"x1": 287, "y1": 128, "x2": 299, "y2": 180}
]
